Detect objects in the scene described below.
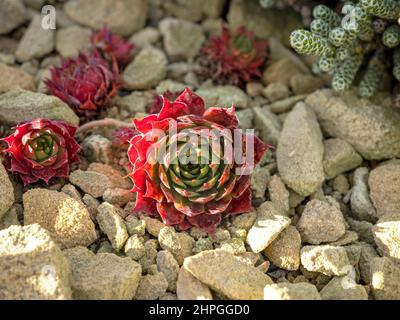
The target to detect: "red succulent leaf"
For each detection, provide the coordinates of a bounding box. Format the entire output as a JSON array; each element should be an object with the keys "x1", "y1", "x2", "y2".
[
  {"x1": 0, "y1": 119, "x2": 80, "y2": 185},
  {"x1": 128, "y1": 88, "x2": 271, "y2": 234},
  {"x1": 91, "y1": 26, "x2": 135, "y2": 67}
]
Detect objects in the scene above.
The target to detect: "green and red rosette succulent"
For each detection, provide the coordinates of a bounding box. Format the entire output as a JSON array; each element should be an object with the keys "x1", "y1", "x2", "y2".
[
  {"x1": 198, "y1": 26, "x2": 268, "y2": 88},
  {"x1": 1, "y1": 119, "x2": 80, "y2": 185},
  {"x1": 128, "y1": 88, "x2": 270, "y2": 233}
]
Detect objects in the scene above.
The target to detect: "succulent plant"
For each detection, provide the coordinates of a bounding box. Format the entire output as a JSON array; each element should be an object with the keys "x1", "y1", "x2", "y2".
[
  {"x1": 147, "y1": 90, "x2": 182, "y2": 114},
  {"x1": 289, "y1": 2, "x2": 400, "y2": 101},
  {"x1": 45, "y1": 51, "x2": 120, "y2": 118},
  {"x1": 91, "y1": 26, "x2": 135, "y2": 68},
  {"x1": 197, "y1": 26, "x2": 268, "y2": 89},
  {"x1": 128, "y1": 88, "x2": 271, "y2": 233},
  {"x1": 1, "y1": 119, "x2": 80, "y2": 185}
]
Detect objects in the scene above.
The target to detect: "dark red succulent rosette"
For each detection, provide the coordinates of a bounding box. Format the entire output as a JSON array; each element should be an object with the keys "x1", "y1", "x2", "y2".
[
  {"x1": 128, "y1": 88, "x2": 270, "y2": 233},
  {"x1": 45, "y1": 51, "x2": 119, "y2": 116},
  {"x1": 91, "y1": 26, "x2": 135, "y2": 68},
  {"x1": 1, "y1": 119, "x2": 80, "y2": 185},
  {"x1": 198, "y1": 26, "x2": 268, "y2": 88}
]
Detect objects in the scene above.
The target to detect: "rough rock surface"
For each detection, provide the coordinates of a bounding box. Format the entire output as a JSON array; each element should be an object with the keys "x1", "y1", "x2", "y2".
[
  {"x1": 277, "y1": 102, "x2": 325, "y2": 196},
  {"x1": 264, "y1": 226, "x2": 301, "y2": 271},
  {"x1": 64, "y1": 0, "x2": 148, "y2": 36},
  {"x1": 372, "y1": 212, "x2": 400, "y2": 261},
  {"x1": 16, "y1": 15, "x2": 55, "y2": 62},
  {"x1": 135, "y1": 272, "x2": 169, "y2": 300},
  {"x1": 0, "y1": 0, "x2": 27, "y2": 35},
  {"x1": 64, "y1": 247, "x2": 141, "y2": 300},
  {"x1": 320, "y1": 277, "x2": 368, "y2": 300},
  {"x1": 0, "y1": 63, "x2": 35, "y2": 94},
  {"x1": 0, "y1": 162, "x2": 14, "y2": 221},
  {"x1": 0, "y1": 89, "x2": 79, "y2": 126},
  {"x1": 246, "y1": 201, "x2": 291, "y2": 253},
  {"x1": 369, "y1": 160, "x2": 400, "y2": 218},
  {"x1": 183, "y1": 250, "x2": 273, "y2": 300},
  {"x1": 371, "y1": 257, "x2": 400, "y2": 300},
  {"x1": 123, "y1": 47, "x2": 167, "y2": 90},
  {"x1": 176, "y1": 267, "x2": 213, "y2": 300},
  {"x1": 301, "y1": 245, "x2": 350, "y2": 276},
  {"x1": 158, "y1": 227, "x2": 195, "y2": 265},
  {"x1": 297, "y1": 197, "x2": 346, "y2": 245},
  {"x1": 196, "y1": 86, "x2": 249, "y2": 109},
  {"x1": 0, "y1": 224, "x2": 72, "y2": 300},
  {"x1": 264, "y1": 283, "x2": 321, "y2": 300},
  {"x1": 56, "y1": 26, "x2": 92, "y2": 58},
  {"x1": 23, "y1": 189, "x2": 97, "y2": 249},
  {"x1": 305, "y1": 89, "x2": 400, "y2": 160}
]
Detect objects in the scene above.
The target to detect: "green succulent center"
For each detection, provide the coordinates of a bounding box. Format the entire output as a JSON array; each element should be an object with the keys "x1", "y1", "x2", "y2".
[
  {"x1": 232, "y1": 35, "x2": 253, "y2": 55},
  {"x1": 24, "y1": 131, "x2": 59, "y2": 165}
]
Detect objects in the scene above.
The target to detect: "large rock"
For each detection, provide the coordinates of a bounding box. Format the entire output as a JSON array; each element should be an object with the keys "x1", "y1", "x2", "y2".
[
  {"x1": 0, "y1": 0, "x2": 27, "y2": 35},
  {"x1": 196, "y1": 85, "x2": 249, "y2": 109},
  {"x1": 64, "y1": 246, "x2": 142, "y2": 300},
  {"x1": 371, "y1": 257, "x2": 400, "y2": 300},
  {"x1": 297, "y1": 197, "x2": 346, "y2": 245},
  {"x1": 159, "y1": 18, "x2": 205, "y2": 61},
  {"x1": 323, "y1": 138, "x2": 363, "y2": 179},
  {"x1": 0, "y1": 89, "x2": 79, "y2": 126},
  {"x1": 157, "y1": 250, "x2": 179, "y2": 292},
  {"x1": 372, "y1": 212, "x2": 400, "y2": 261},
  {"x1": 135, "y1": 272, "x2": 169, "y2": 300},
  {"x1": 227, "y1": 0, "x2": 302, "y2": 46},
  {"x1": 176, "y1": 267, "x2": 213, "y2": 300},
  {"x1": 64, "y1": 0, "x2": 148, "y2": 36},
  {"x1": 183, "y1": 249, "x2": 273, "y2": 300},
  {"x1": 0, "y1": 63, "x2": 35, "y2": 94},
  {"x1": 264, "y1": 226, "x2": 301, "y2": 271},
  {"x1": 246, "y1": 201, "x2": 291, "y2": 253},
  {"x1": 69, "y1": 170, "x2": 116, "y2": 198},
  {"x1": 23, "y1": 189, "x2": 97, "y2": 249},
  {"x1": 0, "y1": 224, "x2": 72, "y2": 299},
  {"x1": 369, "y1": 160, "x2": 400, "y2": 218},
  {"x1": 122, "y1": 47, "x2": 167, "y2": 90},
  {"x1": 320, "y1": 276, "x2": 368, "y2": 300},
  {"x1": 277, "y1": 102, "x2": 325, "y2": 196},
  {"x1": 0, "y1": 162, "x2": 14, "y2": 220},
  {"x1": 305, "y1": 89, "x2": 400, "y2": 160},
  {"x1": 158, "y1": 227, "x2": 195, "y2": 265},
  {"x1": 16, "y1": 15, "x2": 55, "y2": 62},
  {"x1": 264, "y1": 283, "x2": 321, "y2": 300},
  {"x1": 350, "y1": 167, "x2": 377, "y2": 223},
  {"x1": 301, "y1": 245, "x2": 350, "y2": 276}
]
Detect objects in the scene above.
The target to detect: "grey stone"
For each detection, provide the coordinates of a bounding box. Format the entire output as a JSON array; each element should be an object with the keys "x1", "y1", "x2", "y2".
[
  {"x1": 0, "y1": 224, "x2": 72, "y2": 300},
  {"x1": 135, "y1": 272, "x2": 169, "y2": 300},
  {"x1": 82, "y1": 135, "x2": 113, "y2": 165},
  {"x1": 268, "y1": 175, "x2": 290, "y2": 214},
  {"x1": 16, "y1": 15, "x2": 55, "y2": 62},
  {"x1": 277, "y1": 102, "x2": 325, "y2": 197},
  {"x1": 177, "y1": 267, "x2": 213, "y2": 300},
  {"x1": 0, "y1": 89, "x2": 79, "y2": 126},
  {"x1": 159, "y1": 18, "x2": 205, "y2": 61},
  {"x1": 250, "y1": 166, "x2": 270, "y2": 200},
  {"x1": 246, "y1": 201, "x2": 291, "y2": 253},
  {"x1": 123, "y1": 47, "x2": 167, "y2": 90},
  {"x1": 371, "y1": 257, "x2": 400, "y2": 300},
  {"x1": 124, "y1": 234, "x2": 145, "y2": 261},
  {"x1": 56, "y1": 26, "x2": 92, "y2": 58},
  {"x1": 305, "y1": 89, "x2": 400, "y2": 160},
  {"x1": 183, "y1": 249, "x2": 273, "y2": 300},
  {"x1": 253, "y1": 106, "x2": 282, "y2": 145},
  {"x1": 64, "y1": 0, "x2": 148, "y2": 36},
  {"x1": 0, "y1": 63, "x2": 35, "y2": 94},
  {"x1": 323, "y1": 139, "x2": 363, "y2": 179},
  {"x1": 264, "y1": 283, "x2": 321, "y2": 300},
  {"x1": 158, "y1": 227, "x2": 195, "y2": 265},
  {"x1": 157, "y1": 250, "x2": 179, "y2": 292},
  {"x1": 0, "y1": 162, "x2": 14, "y2": 220},
  {"x1": 196, "y1": 85, "x2": 249, "y2": 109},
  {"x1": 320, "y1": 276, "x2": 368, "y2": 300},
  {"x1": 262, "y1": 83, "x2": 289, "y2": 102},
  {"x1": 0, "y1": 0, "x2": 27, "y2": 35},
  {"x1": 23, "y1": 189, "x2": 97, "y2": 249},
  {"x1": 64, "y1": 246, "x2": 141, "y2": 300},
  {"x1": 373, "y1": 212, "x2": 400, "y2": 261}
]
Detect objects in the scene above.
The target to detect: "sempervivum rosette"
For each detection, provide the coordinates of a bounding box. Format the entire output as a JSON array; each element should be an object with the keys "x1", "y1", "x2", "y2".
[
  {"x1": 45, "y1": 51, "x2": 119, "y2": 116},
  {"x1": 128, "y1": 88, "x2": 270, "y2": 233},
  {"x1": 1, "y1": 119, "x2": 80, "y2": 185}
]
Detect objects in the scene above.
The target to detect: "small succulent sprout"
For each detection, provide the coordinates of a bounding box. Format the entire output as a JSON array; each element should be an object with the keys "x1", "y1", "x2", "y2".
[
  {"x1": 383, "y1": 25, "x2": 400, "y2": 48},
  {"x1": 393, "y1": 48, "x2": 400, "y2": 81},
  {"x1": 311, "y1": 18, "x2": 331, "y2": 37},
  {"x1": 359, "y1": 55, "x2": 385, "y2": 97},
  {"x1": 329, "y1": 27, "x2": 349, "y2": 47},
  {"x1": 359, "y1": 0, "x2": 400, "y2": 20},
  {"x1": 313, "y1": 4, "x2": 341, "y2": 28},
  {"x1": 332, "y1": 53, "x2": 364, "y2": 92},
  {"x1": 290, "y1": 29, "x2": 335, "y2": 56},
  {"x1": 372, "y1": 19, "x2": 388, "y2": 33},
  {"x1": 318, "y1": 55, "x2": 336, "y2": 72}
]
